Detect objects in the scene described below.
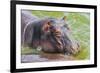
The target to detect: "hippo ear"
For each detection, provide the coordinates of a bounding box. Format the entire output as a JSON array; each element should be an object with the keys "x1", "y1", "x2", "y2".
[
  {"x1": 64, "y1": 24, "x2": 71, "y2": 31},
  {"x1": 42, "y1": 20, "x2": 51, "y2": 32},
  {"x1": 62, "y1": 16, "x2": 67, "y2": 21},
  {"x1": 62, "y1": 16, "x2": 71, "y2": 31}
]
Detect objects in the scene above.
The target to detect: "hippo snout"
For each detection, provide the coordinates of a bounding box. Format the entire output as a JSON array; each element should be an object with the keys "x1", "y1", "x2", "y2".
[{"x1": 66, "y1": 41, "x2": 80, "y2": 55}]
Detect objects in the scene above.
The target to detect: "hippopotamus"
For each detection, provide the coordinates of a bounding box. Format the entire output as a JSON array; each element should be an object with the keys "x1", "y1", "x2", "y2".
[{"x1": 21, "y1": 10, "x2": 80, "y2": 55}]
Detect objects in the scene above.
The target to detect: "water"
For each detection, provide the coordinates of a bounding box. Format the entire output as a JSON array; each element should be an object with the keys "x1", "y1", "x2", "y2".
[{"x1": 21, "y1": 53, "x2": 75, "y2": 63}]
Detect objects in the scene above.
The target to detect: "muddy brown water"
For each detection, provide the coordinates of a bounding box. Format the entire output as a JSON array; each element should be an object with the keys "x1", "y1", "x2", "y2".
[{"x1": 21, "y1": 52, "x2": 76, "y2": 63}]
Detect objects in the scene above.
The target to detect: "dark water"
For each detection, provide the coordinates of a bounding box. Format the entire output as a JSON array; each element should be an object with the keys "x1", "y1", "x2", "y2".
[{"x1": 21, "y1": 53, "x2": 75, "y2": 63}]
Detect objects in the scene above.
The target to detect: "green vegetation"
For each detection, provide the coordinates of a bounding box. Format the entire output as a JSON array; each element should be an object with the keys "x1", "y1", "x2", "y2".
[
  {"x1": 22, "y1": 10, "x2": 90, "y2": 60},
  {"x1": 66, "y1": 12, "x2": 90, "y2": 59},
  {"x1": 21, "y1": 47, "x2": 40, "y2": 55}
]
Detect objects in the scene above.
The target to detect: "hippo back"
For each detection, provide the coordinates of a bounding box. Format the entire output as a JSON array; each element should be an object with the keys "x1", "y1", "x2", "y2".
[{"x1": 21, "y1": 10, "x2": 39, "y2": 46}]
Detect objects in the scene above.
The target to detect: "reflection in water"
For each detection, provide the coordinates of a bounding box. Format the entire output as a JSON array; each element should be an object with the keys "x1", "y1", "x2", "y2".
[{"x1": 21, "y1": 52, "x2": 75, "y2": 63}]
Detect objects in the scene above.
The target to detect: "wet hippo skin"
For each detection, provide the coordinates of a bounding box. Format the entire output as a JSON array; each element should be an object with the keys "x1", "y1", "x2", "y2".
[{"x1": 21, "y1": 10, "x2": 80, "y2": 55}]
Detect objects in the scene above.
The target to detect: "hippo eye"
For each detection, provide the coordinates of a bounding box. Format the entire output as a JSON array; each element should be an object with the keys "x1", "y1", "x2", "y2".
[{"x1": 48, "y1": 22, "x2": 51, "y2": 26}]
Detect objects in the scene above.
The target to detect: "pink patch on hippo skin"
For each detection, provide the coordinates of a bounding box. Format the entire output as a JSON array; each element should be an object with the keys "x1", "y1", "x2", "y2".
[{"x1": 42, "y1": 22, "x2": 51, "y2": 33}]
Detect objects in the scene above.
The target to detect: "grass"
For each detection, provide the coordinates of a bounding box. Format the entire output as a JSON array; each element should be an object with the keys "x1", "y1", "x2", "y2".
[
  {"x1": 22, "y1": 10, "x2": 90, "y2": 60},
  {"x1": 21, "y1": 47, "x2": 40, "y2": 55}
]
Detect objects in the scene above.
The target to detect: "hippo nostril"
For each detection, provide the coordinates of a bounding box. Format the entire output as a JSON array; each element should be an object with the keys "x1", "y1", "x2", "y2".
[{"x1": 70, "y1": 46, "x2": 75, "y2": 53}]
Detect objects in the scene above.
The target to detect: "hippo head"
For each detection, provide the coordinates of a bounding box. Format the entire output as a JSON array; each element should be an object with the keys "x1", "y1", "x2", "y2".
[
  {"x1": 22, "y1": 14, "x2": 80, "y2": 55},
  {"x1": 41, "y1": 16, "x2": 80, "y2": 55}
]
